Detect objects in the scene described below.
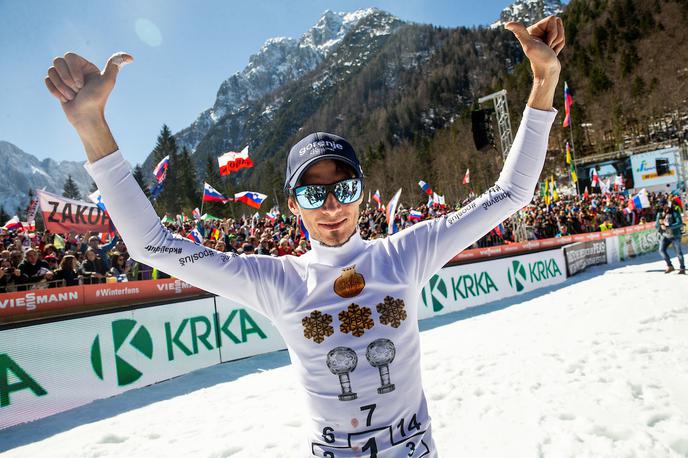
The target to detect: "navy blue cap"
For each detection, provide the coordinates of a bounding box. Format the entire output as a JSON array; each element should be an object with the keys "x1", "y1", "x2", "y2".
[{"x1": 284, "y1": 132, "x2": 363, "y2": 192}]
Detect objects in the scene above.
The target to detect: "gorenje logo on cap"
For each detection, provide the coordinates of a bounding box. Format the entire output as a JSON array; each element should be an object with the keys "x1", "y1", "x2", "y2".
[{"x1": 299, "y1": 140, "x2": 344, "y2": 156}]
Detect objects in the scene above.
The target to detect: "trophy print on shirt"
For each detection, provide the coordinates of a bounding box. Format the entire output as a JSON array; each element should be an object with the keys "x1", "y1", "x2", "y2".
[
  {"x1": 334, "y1": 265, "x2": 366, "y2": 298},
  {"x1": 326, "y1": 339, "x2": 397, "y2": 401},
  {"x1": 327, "y1": 346, "x2": 359, "y2": 401}
]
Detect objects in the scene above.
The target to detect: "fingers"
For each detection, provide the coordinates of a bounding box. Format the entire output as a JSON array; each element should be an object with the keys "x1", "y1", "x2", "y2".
[
  {"x1": 553, "y1": 17, "x2": 566, "y2": 55},
  {"x1": 63, "y1": 52, "x2": 85, "y2": 88},
  {"x1": 47, "y1": 66, "x2": 76, "y2": 101},
  {"x1": 504, "y1": 21, "x2": 531, "y2": 49},
  {"x1": 103, "y1": 51, "x2": 133, "y2": 82},
  {"x1": 53, "y1": 57, "x2": 79, "y2": 92},
  {"x1": 44, "y1": 78, "x2": 67, "y2": 103}
]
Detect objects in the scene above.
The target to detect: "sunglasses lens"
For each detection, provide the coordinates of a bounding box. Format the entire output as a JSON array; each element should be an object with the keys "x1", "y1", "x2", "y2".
[
  {"x1": 295, "y1": 185, "x2": 327, "y2": 209},
  {"x1": 334, "y1": 179, "x2": 361, "y2": 204}
]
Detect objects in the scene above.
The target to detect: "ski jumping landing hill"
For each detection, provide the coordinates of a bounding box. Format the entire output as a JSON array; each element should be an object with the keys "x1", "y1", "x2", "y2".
[{"x1": 1, "y1": 254, "x2": 687, "y2": 457}]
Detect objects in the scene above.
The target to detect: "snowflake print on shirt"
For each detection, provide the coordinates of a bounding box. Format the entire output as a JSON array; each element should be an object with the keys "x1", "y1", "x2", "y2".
[
  {"x1": 339, "y1": 303, "x2": 374, "y2": 337},
  {"x1": 302, "y1": 310, "x2": 334, "y2": 344},
  {"x1": 376, "y1": 296, "x2": 407, "y2": 328}
]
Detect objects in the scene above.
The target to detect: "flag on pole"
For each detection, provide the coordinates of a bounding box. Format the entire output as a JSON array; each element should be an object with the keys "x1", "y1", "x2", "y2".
[
  {"x1": 25, "y1": 196, "x2": 39, "y2": 224},
  {"x1": 627, "y1": 188, "x2": 650, "y2": 210},
  {"x1": 583, "y1": 186, "x2": 589, "y2": 200},
  {"x1": 385, "y1": 188, "x2": 403, "y2": 235},
  {"x1": 462, "y1": 169, "x2": 470, "y2": 185},
  {"x1": 218, "y1": 146, "x2": 253, "y2": 176},
  {"x1": 187, "y1": 228, "x2": 203, "y2": 244},
  {"x1": 192, "y1": 208, "x2": 201, "y2": 220},
  {"x1": 544, "y1": 179, "x2": 550, "y2": 205},
  {"x1": 565, "y1": 142, "x2": 572, "y2": 164},
  {"x1": 550, "y1": 176, "x2": 559, "y2": 201},
  {"x1": 203, "y1": 182, "x2": 229, "y2": 203},
  {"x1": 418, "y1": 180, "x2": 433, "y2": 196},
  {"x1": 2, "y1": 216, "x2": 22, "y2": 232},
  {"x1": 408, "y1": 210, "x2": 422, "y2": 221},
  {"x1": 153, "y1": 155, "x2": 170, "y2": 183},
  {"x1": 591, "y1": 168, "x2": 600, "y2": 187},
  {"x1": 298, "y1": 216, "x2": 309, "y2": 241},
  {"x1": 570, "y1": 162, "x2": 578, "y2": 183},
  {"x1": 562, "y1": 81, "x2": 573, "y2": 128},
  {"x1": 372, "y1": 190, "x2": 382, "y2": 208},
  {"x1": 234, "y1": 191, "x2": 267, "y2": 209}
]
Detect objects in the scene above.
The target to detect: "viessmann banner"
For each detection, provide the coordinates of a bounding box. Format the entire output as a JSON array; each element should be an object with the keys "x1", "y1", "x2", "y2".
[
  {"x1": 0, "y1": 298, "x2": 284, "y2": 430},
  {"x1": 418, "y1": 249, "x2": 567, "y2": 319}
]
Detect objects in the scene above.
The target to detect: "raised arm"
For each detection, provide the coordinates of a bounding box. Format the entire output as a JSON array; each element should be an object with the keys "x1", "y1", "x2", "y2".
[
  {"x1": 44, "y1": 52, "x2": 285, "y2": 318},
  {"x1": 385, "y1": 16, "x2": 564, "y2": 287}
]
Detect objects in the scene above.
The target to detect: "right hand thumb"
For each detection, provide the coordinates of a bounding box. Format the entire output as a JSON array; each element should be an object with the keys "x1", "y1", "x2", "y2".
[{"x1": 102, "y1": 52, "x2": 134, "y2": 82}]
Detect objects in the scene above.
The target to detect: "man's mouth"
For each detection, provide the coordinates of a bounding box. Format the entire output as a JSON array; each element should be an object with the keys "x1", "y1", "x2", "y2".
[{"x1": 319, "y1": 219, "x2": 346, "y2": 230}]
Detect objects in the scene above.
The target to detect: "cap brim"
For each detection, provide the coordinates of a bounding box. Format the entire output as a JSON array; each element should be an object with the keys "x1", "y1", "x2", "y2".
[{"x1": 285, "y1": 154, "x2": 362, "y2": 191}]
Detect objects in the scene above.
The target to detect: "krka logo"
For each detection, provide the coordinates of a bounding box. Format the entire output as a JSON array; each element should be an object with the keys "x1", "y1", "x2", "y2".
[
  {"x1": 508, "y1": 258, "x2": 562, "y2": 292},
  {"x1": 421, "y1": 274, "x2": 447, "y2": 312},
  {"x1": 90, "y1": 319, "x2": 153, "y2": 386}
]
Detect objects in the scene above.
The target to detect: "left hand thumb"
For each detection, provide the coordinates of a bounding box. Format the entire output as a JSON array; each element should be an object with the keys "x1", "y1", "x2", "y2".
[{"x1": 505, "y1": 22, "x2": 530, "y2": 48}]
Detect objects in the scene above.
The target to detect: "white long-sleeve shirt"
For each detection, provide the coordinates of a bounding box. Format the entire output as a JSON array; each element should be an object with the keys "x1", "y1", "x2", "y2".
[{"x1": 85, "y1": 106, "x2": 555, "y2": 457}]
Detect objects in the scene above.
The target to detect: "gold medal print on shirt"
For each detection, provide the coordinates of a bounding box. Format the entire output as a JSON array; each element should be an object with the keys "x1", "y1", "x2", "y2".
[{"x1": 333, "y1": 265, "x2": 366, "y2": 298}]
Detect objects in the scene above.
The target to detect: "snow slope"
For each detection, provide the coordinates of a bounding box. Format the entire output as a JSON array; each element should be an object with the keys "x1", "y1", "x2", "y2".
[{"x1": 1, "y1": 251, "x2": 687, "y2": 457}]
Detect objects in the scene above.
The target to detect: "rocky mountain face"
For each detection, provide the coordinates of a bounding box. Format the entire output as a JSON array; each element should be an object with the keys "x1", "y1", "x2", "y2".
[
  {"x1": 157, "y1": 9, "x2": 393, "y2": 169},
  {"x1": 491, "y1": 0, "x2": 565, "y2": 28},
  {"x1": 0, "y1": 141, "x2": 93, "y2": 215}
]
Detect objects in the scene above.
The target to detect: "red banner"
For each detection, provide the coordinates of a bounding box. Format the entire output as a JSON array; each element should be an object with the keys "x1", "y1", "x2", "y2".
[
  {"x1": 0, "y1": 279, "x2": 206, "y2": 323},
  {"x1": 37, "y1": 189, "x2": 112, "y2": 234}
]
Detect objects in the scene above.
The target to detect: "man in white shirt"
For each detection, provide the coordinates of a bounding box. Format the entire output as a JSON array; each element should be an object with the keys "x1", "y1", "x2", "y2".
[{"x1": 44, "y1": 16, "x2": 564, "y2": 457}]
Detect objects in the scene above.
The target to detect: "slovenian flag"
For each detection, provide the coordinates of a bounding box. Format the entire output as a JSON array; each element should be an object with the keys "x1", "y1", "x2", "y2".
[
  {"x1": 298, "y1": 216, "x2": 309, "y2": 241},
  {"x1": 628, "y1": 189, "x2": 650, "y2": 210},
  {"x1": 386, "y1": 188, "x2": 402, "y2": 235},
  {"x1": 203, "y1": 182, "x2": 229, "y2": 203},
  {"x1": 153, "y1": 155, "x2": 170, "y2": 183},
  {"x1": 218, "y1": 146, "x2": 254, "y2": 176},
  {"x1": 234, "y1": 191, "x2": 267, "y2": 209},
  {"x1": 372, "y1": 190, "x2": 382, "y2": 208},
  {"x1": 187, "y1": 228, "x2": 203, "y2": 243},
  {"x1": 408, "y1": 210, "x2": 422, "y2": 221},
  {"x1": 418, "y1": 180, "x2": 433, "y2": 196},
  {"x1": 562, "y1": 81, "x2": 573, "y2": 128},
  {"x1": 2, "y1": 216, "x2": 23, "y2": 232},
  {"x1": 192, "y1": 208, "x2": 201, "y2": 220}
]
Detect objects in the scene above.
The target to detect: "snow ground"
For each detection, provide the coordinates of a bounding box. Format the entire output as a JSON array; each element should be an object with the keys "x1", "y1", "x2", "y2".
[{"x1": 1, "y1": 251, "x2": 687, "y2": 458}]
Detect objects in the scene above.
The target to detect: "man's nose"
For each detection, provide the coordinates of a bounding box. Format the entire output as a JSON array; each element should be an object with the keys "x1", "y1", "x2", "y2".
[{"x1": 321, "y1": 191, "x2": 341, "y2": 212}]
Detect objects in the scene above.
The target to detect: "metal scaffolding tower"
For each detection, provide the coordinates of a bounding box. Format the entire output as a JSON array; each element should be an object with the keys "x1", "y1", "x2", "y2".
[
  {"x1": 477, "y1": 89, "x2": 527, "y2": 242},
  {"x1": 478, "y1": 89, "x2": 513, "y2": 160}
]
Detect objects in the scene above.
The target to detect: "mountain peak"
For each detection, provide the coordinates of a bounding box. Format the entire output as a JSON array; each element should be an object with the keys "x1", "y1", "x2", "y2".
[{"x1": 491, "y1": 0, "x2": 565, "y2": 29}]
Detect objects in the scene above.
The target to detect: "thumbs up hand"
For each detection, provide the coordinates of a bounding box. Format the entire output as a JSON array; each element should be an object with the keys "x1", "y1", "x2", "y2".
[
  {"x1": 44, "y1": 52, "x2": 133, "y2": 127},
  {"x1": 505, "y1": 16, "x2": 564, "y2": 79}
]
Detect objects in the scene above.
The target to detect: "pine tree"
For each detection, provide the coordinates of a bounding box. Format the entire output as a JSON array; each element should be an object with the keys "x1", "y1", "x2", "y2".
[
  {"x1": 89, "y1": 180, "x2": 98, "y2": 193},
  {"x1": 177, "y1": 147, "x2": 200, "y2": 211},
  {"x1": 132, "y1": 164, "x2": 151, "y2": 199},
  {"x1": 0, "y1": 207, "x2": 8, "y2": 225},
  {"x1": 62, "y1": 175, "x2": 81, "y2": 200}
]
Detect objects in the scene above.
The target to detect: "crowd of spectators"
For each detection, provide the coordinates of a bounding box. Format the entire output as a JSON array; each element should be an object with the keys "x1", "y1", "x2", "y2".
[{"x1": 0, "y1": 189, "x2": 683, "y2": 293}]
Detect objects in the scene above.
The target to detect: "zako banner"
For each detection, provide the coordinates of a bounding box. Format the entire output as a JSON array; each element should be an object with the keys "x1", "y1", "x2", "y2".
[{"x1": 37, "y1": 189, "x2": 112, "y2": 234}]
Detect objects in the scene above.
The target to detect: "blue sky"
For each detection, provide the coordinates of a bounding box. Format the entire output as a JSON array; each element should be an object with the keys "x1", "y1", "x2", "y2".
[{"x1": 0, "y1": 0, "x2": 519, "y2": 165}]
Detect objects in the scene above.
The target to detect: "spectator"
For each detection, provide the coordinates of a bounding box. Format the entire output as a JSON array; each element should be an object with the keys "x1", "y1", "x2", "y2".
[
  {"x1": 0, "y1": 258, "x2": 26, "y2": 292},
  {"x1": 108, "y1": 251, "x2": 130, "y2": 279},
  {"x1": 18, "y1": 248, "x2": 51, "y2": 285},
  {"x1": 52, "y1": 254, "x2": 80, "y2": 287},
  {"x1": 81, "y1": 248, "x2": 107, "y2": 284}
]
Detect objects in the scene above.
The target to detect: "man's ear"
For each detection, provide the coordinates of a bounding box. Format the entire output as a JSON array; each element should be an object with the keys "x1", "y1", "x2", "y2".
[{"x1": 287, "y1": 195, "x2": 301, "y2": 217}]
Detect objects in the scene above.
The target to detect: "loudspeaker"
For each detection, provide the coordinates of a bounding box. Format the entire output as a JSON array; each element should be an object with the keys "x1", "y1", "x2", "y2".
[
  {"x1": 471, "y1": 109, "x2": 494, "y2": 152},
  {"x1": 656, "y1": 158, "x2": 670, "y2": 175}
]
